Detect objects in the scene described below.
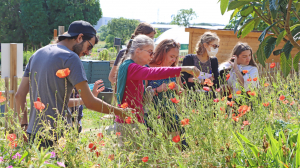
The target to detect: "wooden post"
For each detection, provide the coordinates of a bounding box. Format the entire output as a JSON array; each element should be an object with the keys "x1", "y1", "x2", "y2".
[
  {"x1": 4, "y1": 77, "x2": 9, "y2": 128},
  {"x1": 13, "y1": 76, "x2": 18, "y2": 120},
  {"x1": 54, "y1": 29, "x2": 57, "y2": 39},
  {"x1": 58, "y1": 26, "x2": 65, "y2": 36},
  {"x1": 10, "y1": 44, "x2": 17, "y2": 111}
]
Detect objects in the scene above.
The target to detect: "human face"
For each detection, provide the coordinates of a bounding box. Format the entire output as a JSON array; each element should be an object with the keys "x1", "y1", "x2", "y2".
[
  {"x1": 237, "y1": 50, "x2": 252, "y2": 66},
  {"x1": 162, "y1": 48, "x2": 179, "y2": 67},
  {"x1": 145, "y1": 31, "x2": 155, "y2": 39},
  {"x1": 73, "y1": 36, "x2": 96, "y2": 57},
  {"x1": 134, "y1": 45, "x2": 154, "y2": 65},
  {"x1": 204, "y1": 40, "x2": 219, "y2": 52}
]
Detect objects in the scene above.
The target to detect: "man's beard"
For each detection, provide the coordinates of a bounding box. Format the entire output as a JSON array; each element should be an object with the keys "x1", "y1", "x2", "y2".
[{"x1": 72, "y1": 41, "x2": 84, "y2": 56}]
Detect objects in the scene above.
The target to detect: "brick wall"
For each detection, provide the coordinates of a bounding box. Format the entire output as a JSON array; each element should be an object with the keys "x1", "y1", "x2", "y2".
[{"x1": 186, "y1": 28, "x2": 299, "y2": 64}]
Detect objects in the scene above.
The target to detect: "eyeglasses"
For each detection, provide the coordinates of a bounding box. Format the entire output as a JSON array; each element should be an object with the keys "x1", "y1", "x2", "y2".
[
  {"x1": 209, "y1": 44, "x2": 219, "y2": 49},
  {"x1": 87, "y1": 40, "x2": 94, "y2": 51},
  {"x1": 142, "y1": 49, "x2": 155, "y2": 56}
]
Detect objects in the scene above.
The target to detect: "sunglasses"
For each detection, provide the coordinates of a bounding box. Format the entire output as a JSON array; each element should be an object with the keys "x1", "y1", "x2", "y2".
[
  {"x1": 87, "y1": 40, "x2": 94, "y2": 51},
  {"x1": 209, "y1": 44, "x2": 220, "y2": 49},
  {"x1": 142, "y1": 49, "x2": 155, "y2": 56}
]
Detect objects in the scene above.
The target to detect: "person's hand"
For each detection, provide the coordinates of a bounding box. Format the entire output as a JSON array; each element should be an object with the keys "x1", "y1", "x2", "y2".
[
  {"x1": 157, "y1": 83, "x2": 168, "y2": 92},
  {"x1": 182, "y1": 66, "x2": 200, "y2": 77},
  {"x1": 92, "y1": 80, "x2": 105, "y2": 97},
  {"x1": 229, "y1": 55, "x2": 238, "y2": 69}
]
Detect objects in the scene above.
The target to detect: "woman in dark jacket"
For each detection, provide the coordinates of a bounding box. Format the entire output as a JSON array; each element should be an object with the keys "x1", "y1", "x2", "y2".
[{"x1": 182, "y1": 31, "x2": 220, "y2": 90}]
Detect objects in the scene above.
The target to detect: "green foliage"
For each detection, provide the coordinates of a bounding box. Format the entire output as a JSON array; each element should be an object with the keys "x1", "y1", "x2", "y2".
[
  {"x1": 220, "y1": 0, "x2": 300, "y2": 75},
  {"x1": 154, "y1": 28, "x2": 163, "y2": 38},
  {"x1": 280, "y1": 52, "x2": 292, "y2": 78},
  {"x1": 98, "y1": 25, "x2": 109, "y2": 41},
  {"x1": 106, "y1": 17, "x2": 140, "y2": 46},
  {"x1": 1, "y1": 0, "x2": 102, "y2": 46},
  {"x1": 0, "y1": 0, "x2": 31, "y2": 46},
  {"x1": 170, "y1": 8, "x2": 197, "y2": 27}
]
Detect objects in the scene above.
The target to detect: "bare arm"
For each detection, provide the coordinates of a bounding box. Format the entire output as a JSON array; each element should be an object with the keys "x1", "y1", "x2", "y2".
[
  {"x1": 68, "y1": 80, "x2": 105, "y2": 107},
  {"x1": 15, "y1": 77, "x2": 29, "y2": 125},
  {"x1": 75, "y1": 81, "x2": 127, "y2": 119},
  {"x1": 108, "y1": 66, "x2": 118, "y2": 84},
  {"x1": 230, "y1": 56, "x2": 244, "y2": 87}
]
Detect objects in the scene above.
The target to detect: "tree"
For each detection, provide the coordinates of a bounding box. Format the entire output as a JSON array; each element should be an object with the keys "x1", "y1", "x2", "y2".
[
  {"x1": 154, "y1": 28, "x2": 163, "y2": 38},
  {"x1": 171, "y1": 8, "x2": 198, "y2": 27},
  {"x1": 0, "y1": 0, "x2": 30, "y2": 46},
  {"x1": 220, "y1": 0, "x2": 300, "y2": 77},
  {"x1": 106, "y1": 17, "x2": 140, "y2": 46},
  {"x1": 98, "y1": 25, "x2": 109, "y2": 41},
  {"x1": 19, "y1": 0, "x2": 102, "y2": 46}
]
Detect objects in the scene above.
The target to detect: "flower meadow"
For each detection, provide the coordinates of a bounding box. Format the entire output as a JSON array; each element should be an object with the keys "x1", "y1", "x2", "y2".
[{"x1": 0, "y1": 65, "x2": 300, "y2": 168}]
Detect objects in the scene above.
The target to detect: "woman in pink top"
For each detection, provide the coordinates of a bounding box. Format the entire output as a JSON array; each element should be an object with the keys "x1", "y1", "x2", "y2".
[{"x1": 114, "y1": 35, "x2": 200, "y2": 148}]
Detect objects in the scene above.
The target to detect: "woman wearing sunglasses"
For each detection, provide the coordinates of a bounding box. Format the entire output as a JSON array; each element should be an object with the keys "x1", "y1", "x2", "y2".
[{"x1": 182, "y1": 31, "x2": 220, "y2": 91}]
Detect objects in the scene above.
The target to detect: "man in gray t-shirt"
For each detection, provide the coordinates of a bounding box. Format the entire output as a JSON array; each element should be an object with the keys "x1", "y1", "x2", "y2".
[{"x1": 15, "y1": 20, "x2": 128, "y2": 146}]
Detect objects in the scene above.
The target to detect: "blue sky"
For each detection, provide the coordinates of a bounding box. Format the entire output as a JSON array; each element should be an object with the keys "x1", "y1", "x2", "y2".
[{"x1": 100, "y1": 0, "x2": 233, "y2": 25}]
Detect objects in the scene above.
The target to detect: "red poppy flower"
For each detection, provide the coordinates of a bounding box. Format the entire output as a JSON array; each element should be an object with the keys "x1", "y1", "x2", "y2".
[
  {"x1": 99, "y1": 140, "x2": 105, "y2": 146},
  {"x1": 120, "y1": 102, "x2": 128, "y2": 109},
  {"x1": 0, "y1": 92, "x2": 6, "y2": 103},
  {"x1": 238, "y1": 105, "x2": 251, "y2": 113},
  {"x1": 216, "y1": 88, "x2": 221, "y2": 92},
  {"x1": 226, "y1": 74, "x2": 230, "y2": 81},
  {"x1": 170, "y1": 98, "x2": 180, "y2": 104},
  {"x1": 263, "y1": 102, "x2": 269, "y2": 107},
  {"x1": 242, "y1": 70, "x2": 248, "y2": 74},
  {"x1": 181, "y1": 118, "x2": 189, "y2": 126},
  {"x1": 243, "y1": 120, "x2": 251, "y2": 126},
  {"x1": 226, "y1": 101, "x2": 234, "y2": 107},
  {"x1": 183, "y1": 81, "x2": 186, "y2": 85},
  {"x1": 232, "y1": 116, "x2": 239, "y2": 122},
  {"x1": 88, "y1": 142, "x2": 96, "y2": 151},
  {"x1": 236, "y1": 91, "x2": 241, "y2": 94},
  {"x1": 247, "y1": 78, "x2": 252, "y2": 81},
  {"x1": 172, "y1": 135, "x2": 180, "y2": 143},
  {"x1": 142, "y1": 156, "x2": 149, "y2": 162},
  {"x1": 9, "y1": 141, "x2": 17, "y2": 149},
  {"x1": 221, "y1": 97, "x2": 226, "y2": 101},
  {"x1": 56, "y1": 68, "x2": 70, "y2": 78},
  {"x1": 125, "y1": 117, "x2": 132, "y2": 124},
  {"x1": 247, "y1": 91, "x2": 256, "y2": 96},
  {"x1": 203, "y1": 86, "x2": 210, "y2": 91},
  {"x1": 97, "y1": 133, "x2": 103, "y2": 139},
  {"x1": 204, "y1": 79, "x2": 214, "y2": 86},
  {"x1": 279, "y1": 95, "x2": 285, "y2": 101},
  {"x1": 168, "y1": 82, "x2": 176, "y2": 90},
  {"x1": 34, "y1": 97, "x2": 45, "y2": 110},
  {"x1": 253, "y1": 77, "x2": 258, "y2": 81},
  {"x1": 270, "y1": 63, "x2": 276, "y2": 68},
  {"x1": 108, "y1": 154, "x2": 115, "y2": 161},
  {"x1": 264, "y1": 83, "x2": 269, "y2": 87},
  {"x1": 290, "y1": 101, "x2": 295, "y2": 106},
  {"x1": 220, "y1": 107, "x2": 225, "y2": 112},
  {"x1": 283, "y1": 100, "x2": 289, "y2": 104},
  {"x1": 95, "y1": 151, "x2": 101, "y2": 157},
  {"x1": 228, "y1": 94, "x2": 232, "y2": 98},
  {"x1": 116, "y1": 132, "x2": 121, "y2": 136},
  {"x1": 7, "y1": 133, "x2": 17, "y2": 142},
  {"x1": 213, "y1": 98, "x2": 219, "y2": 103}
]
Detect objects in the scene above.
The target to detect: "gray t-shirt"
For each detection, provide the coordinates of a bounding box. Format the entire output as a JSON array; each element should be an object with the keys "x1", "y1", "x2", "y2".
[
  {"x1": 113, "y1": 49, "x2": 126, "y2": 66},
  {"x1": 24, "y1": 44, "x2": 87, "y2": 134}
]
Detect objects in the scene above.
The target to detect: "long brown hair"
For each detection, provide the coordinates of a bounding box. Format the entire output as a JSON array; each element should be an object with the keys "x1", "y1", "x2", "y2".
[
  {"x1": 195, "y1": 31, "x2": 219, "y2": 56},
  {"x1": 149, "y1": 39, "x2": 180, "y2": 67},
  {"x1": 124, "y1": 22, "x2": 156, "y2": 55},
  {"x1": 230, "y1": 42, "x2": 257, "y2": 67}
]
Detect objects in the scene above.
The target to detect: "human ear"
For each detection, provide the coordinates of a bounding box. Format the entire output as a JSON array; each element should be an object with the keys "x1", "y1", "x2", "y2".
[{"x1": 76, "y1": 33, "x2": 84, "y2": 43}]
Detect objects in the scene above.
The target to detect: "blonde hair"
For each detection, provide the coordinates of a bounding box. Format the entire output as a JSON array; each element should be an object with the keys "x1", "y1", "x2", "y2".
[{"x1": 195, "y1": 31, "x2": 220, "y2": 55}]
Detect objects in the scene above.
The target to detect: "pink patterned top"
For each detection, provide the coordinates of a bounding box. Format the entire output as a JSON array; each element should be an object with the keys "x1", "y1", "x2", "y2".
[{"x1": 115, "y1": 63, "x2": 181, "y2": 123}]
